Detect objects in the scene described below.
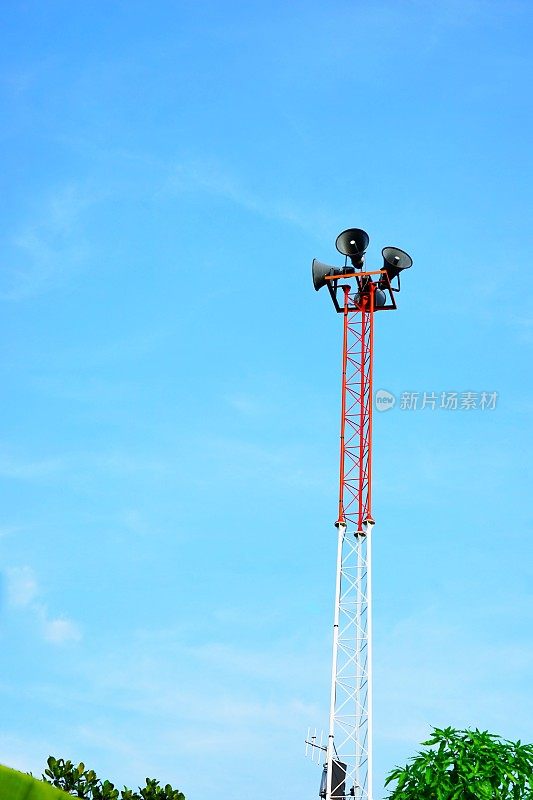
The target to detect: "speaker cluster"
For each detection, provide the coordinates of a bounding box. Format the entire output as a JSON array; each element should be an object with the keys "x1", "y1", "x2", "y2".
[{"x1": 312, "y1": 228, "x2": 413, "y2": 298}]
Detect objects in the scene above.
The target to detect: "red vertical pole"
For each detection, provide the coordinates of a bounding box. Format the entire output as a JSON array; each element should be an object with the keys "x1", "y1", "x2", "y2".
[
  {"x1": 358, "y1": 300, "x2": 367, "y2": 529},
  {"x1": 366, "y1": 286, "x2": 375, "y2": 523},
  {"x1": 336, "y1": 286, "x2": 374, "y2": 531},
  {"x1": 337, "y1": 285, "x2": 350, "y2": 526}
]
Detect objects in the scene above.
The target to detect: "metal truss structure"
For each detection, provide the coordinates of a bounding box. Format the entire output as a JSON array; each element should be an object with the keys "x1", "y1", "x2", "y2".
[
  {"x1": 325, "y1": 283, "x2": 376, "y2": 800},
  {"x1": 309, "y1": 233, "x2": 410, "y2": 800}
]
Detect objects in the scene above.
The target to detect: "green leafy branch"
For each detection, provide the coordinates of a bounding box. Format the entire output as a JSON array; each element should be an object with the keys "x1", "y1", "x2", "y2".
[
  {"x1": 385, "y1": 727, "x2": 533, "y2": 800},
  {"x1": 43, "y1": 757, "x2": 185, "y2": 800}
]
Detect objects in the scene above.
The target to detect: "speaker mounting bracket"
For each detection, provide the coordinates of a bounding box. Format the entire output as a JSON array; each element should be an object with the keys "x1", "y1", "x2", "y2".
[{"x1": 325, "y1": 269, "x2": 397, "y2": 313}]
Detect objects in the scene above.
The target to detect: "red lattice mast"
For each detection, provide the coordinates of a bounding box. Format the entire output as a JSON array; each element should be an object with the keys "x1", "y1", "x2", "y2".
[{"x1": 336, "y1": 284, "x2": 375, "y2": 530}]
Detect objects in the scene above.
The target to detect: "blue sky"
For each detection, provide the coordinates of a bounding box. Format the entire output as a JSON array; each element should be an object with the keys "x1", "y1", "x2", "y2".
[{"x1": 0, "y1": 1, "x2": 532, "y2": 799}]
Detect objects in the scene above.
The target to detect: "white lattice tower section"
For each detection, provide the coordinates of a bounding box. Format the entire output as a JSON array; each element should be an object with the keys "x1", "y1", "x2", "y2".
[{"x1": 326, "y1": 521, "x2": 373, "y2": 800}]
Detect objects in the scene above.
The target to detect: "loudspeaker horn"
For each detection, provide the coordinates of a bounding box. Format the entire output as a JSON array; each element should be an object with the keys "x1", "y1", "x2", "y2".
[
  {"x1": 312, "y1": 258, "x2": 339, "y2": 291},
  {"x1": 335, "y1": 228, "x2": 370, "y2": 268},
  {"x1": 353, "y1": 288, "x2": 387, "y2": 308},
  {"x1": 381, "y1": 246, "x2": 413, "y2": 281}
]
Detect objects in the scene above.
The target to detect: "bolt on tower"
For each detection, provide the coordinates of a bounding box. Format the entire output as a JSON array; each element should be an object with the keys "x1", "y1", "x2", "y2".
[{"x1": 307, "y1": 229, "x2": 413, "y2": 800}]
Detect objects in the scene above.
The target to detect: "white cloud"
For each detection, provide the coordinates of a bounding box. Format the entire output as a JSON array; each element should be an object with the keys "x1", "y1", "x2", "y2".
[
  {"x1": 0, "y1": 524, "x2": 26, "y2": 539},
  {"x1": 0, "y1": 448, "x2": 170, "y2": 484},
  {"x1": 201, "y1": 435, "x2": 327, "y2": 490},
  {"x1": 5, "y1": 566, "x2": 81, "y2": 645},
  {"x1": 0, "y1": 183, "x2": 101, "y2": 301},
  {"x1": 165, "y1": 159, "x2": 336, "y2": 240},
  {"x1": 374, "y1": 606, "x2": 533, "y2": 743},
  {"x1": 225, "y1": 392, "x2": 265, "y2": 416},
  {"x1": 41, "y1": 616, "x2": 82, "y2": 644},
  {"x1": 0, "y1": 453, "x2": 66, "y2": 480},
  {"x1": 6, "y1": 566, "x2": 39, "y2": 608},
  {"x1": 0, "y1": 731, "x2": 51, "y2": 775},
  {"x1": 0, "y1": 625, "x2": 324, "y2": 796}
]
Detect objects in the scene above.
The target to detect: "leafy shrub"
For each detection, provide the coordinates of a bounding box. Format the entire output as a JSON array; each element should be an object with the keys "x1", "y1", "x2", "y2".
[
  {"x1": 385, "y1": 727, "x2": 533, "y2": 800},
  {"x1": 43, "y1": 756, "x2": 185, "y2": 800}
]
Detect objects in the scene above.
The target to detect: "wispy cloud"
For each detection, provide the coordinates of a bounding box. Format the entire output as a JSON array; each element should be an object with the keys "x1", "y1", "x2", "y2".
[
  {"x1": 0, "y1": 453, "x2": 66, "y2": 480},
  {"x1": 0, "y1": 448, "x2": 171, "y2": 484},
  {"x1": 164, "y1": 159, "x2": 336, "y2": 240},
  {"x1": 0, "y1": 524, "x2": 26, "y2": 540},
  {"x1": 0, "y1": 183, "x2": 101, "y2": 301},
  {"x1": 5, "y1": 566, "x2": 81, "y2": 645},
  {"x1": 40, "y1": 616, "x2": 82, "y2": 645},
  {"x1": 6, "y1": 565, "x2": 38, "y2": 607},
  {"x1": 1, "y1": 623, "x2": 324, "y2": 793},
  {"x1": 202, "y1": 435, "x2": 327, "y2": 490},
  {"x1": 119, "y1": 508, "x2": 157, "y2": 538},
  {"x1": 29, "y1": 327, "x2": 172, "y2": 375},
  {"x1": 225, "y1": 392, "x2": 267, "y2": 417},
  {"x1": 374, "y1": 606, "x2": 533, "y2": 746},
  {"x1": 0, "y1": 731, "x2": 52, "y2": 775}
]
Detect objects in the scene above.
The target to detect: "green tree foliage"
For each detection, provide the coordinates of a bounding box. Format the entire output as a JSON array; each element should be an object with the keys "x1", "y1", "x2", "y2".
[
  {"x1": 385, "y1": 727, "x2": 533, "y2": 800},
  {"x1": 42, "y1": 757, "x2": 185, "y2": 800}
]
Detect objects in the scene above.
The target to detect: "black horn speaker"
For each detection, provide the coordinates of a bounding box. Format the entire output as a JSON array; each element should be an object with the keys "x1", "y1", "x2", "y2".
[
  {"x1": 312, "y1": 258, "x2": 340, "y2": 291},
  {"x1": 353, "y1": 288, "x2": 387, "y2": 308},
  {"x1": 335, "y1": 228, "x2": 370, "y2": 268},
  {"x1": 381, "y1": 246, "x2": 413, "y2": 282}
]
